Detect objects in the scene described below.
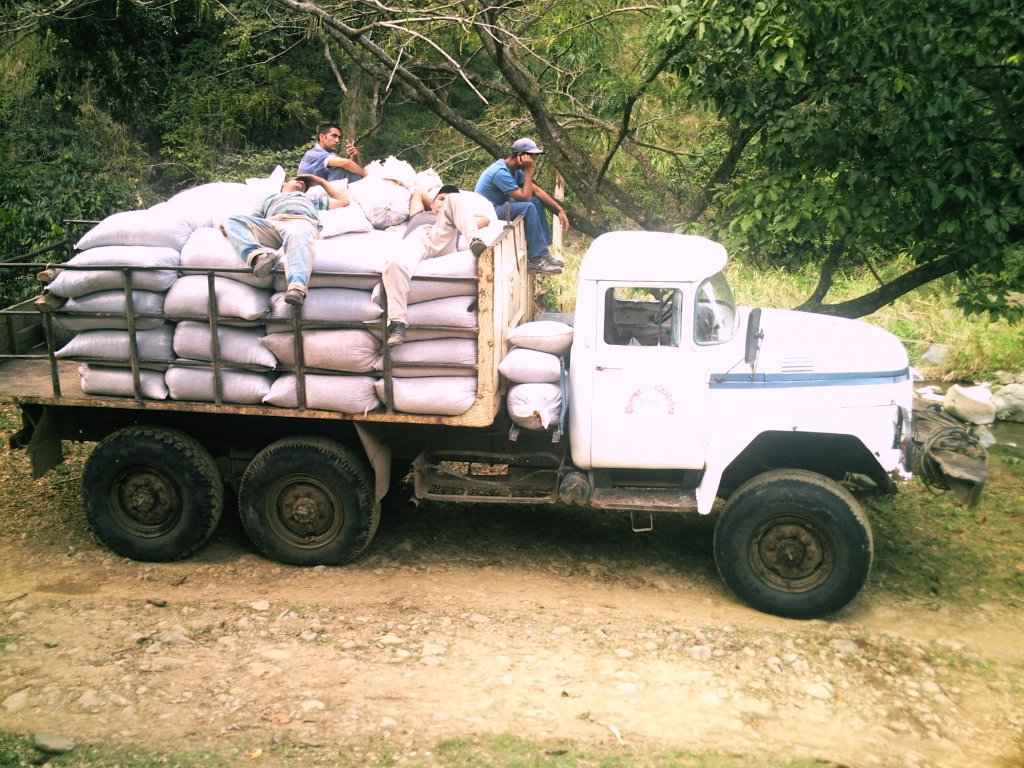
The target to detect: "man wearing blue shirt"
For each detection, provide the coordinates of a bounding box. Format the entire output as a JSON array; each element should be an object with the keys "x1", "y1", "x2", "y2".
[
  {"x1": 298, "y1": 124, "x2": 366, "y2": 186},
  {"x1": 474, "y1": 137, "x2": 570, "y2": 274},
  {"x1": 222, "y1": 175, "x2": 349, "y2": 307}
]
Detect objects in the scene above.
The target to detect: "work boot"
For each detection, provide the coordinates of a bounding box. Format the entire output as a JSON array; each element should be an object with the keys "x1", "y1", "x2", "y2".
[
  {"x1": 249, "y1": 249, "x2": 279, "y2": 278},
  {"x1": 386, "y1": 321, "x2": 407, "y2": 347},
  {"x1": 527, "y1": 256, "x2": 563, "y2": 275},
  {"x1": 284, "y1": 287, "x2": 306, "y2": 307}
]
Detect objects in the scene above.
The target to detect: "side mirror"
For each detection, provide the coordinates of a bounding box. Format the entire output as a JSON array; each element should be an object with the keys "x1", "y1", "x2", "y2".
[{"x1": 744, "y1": 308, "x2": 762, "y2": 365}]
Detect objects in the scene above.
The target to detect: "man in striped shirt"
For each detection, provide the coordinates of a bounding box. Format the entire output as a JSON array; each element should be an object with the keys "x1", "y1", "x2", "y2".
[{"x1": 223, "y1": 175, "x2": 349, "y2": 307}]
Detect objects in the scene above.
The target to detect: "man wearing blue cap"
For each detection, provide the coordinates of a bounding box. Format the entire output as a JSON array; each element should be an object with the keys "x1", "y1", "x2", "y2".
[{"x1": 474, "y1": 137, "x2": 570, "y2": 274}]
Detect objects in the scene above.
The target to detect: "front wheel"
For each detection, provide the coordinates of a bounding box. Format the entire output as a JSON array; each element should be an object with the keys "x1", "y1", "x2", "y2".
[
  {"x1": 238, "y1": 437, "x2": 378, "y2": 566},
  {"x1": 82, "y1": 426, "x2": 224, "y2": 561},
  {"x1": 713, "y1": 469, "x2": 873, "y2": 619}
]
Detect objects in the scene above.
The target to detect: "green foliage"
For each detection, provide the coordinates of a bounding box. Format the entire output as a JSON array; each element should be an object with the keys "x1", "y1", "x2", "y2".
[
  {"x1": 0, "y1": 38, "x2": 152, "y2": 262},
  {"x1": 658, "y1": 0, "x2": 1023, "y2": 319}
]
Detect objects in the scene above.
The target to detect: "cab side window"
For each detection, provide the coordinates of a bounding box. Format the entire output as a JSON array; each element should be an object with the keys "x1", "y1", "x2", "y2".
[{"x1": 603, "y1": 287, "x2": 681, "y2": 347}]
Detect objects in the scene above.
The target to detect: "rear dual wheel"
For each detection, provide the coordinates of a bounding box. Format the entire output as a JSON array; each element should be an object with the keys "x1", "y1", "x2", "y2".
[
  {"x1": 238, "y1": 437, "x2": 378, "y2": 566},
  {"x1": 82, "y1": 426, "x2": 223, "y2": 561}
]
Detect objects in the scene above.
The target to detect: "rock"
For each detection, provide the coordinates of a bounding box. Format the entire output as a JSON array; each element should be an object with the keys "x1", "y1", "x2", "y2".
[
  {"x1": 942, "y1": 384, "x2": 996, "y2": 425},
  {"x1": 250, "y1": 600, "x2": 271, "y2": 611},
  {"x1": 920, "y1": 345, "x2": 948, "y2": 366},
  {"x1": 992, "y1": 370, "x2": 1016, "y2": 385},
  {"x1": 3, "y1": 689, "x2": 29, "y2": 713},
  {"x1": 805, "y1": 682, "x2": 834, "y2": 700},
  {"x1": 992, "y1": 382, "x2": 1024, "y2": 423},
  {"x1": 33, "y1": 733, "x2": 75, "y2": 754},
  {"x1": 971, "y1": 425, "x2": 997, "y2": 449}
]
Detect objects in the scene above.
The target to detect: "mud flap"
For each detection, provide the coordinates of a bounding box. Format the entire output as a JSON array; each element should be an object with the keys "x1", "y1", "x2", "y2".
[{"x1": 27, "y1": 407, "x2": 64, "y2": 479}]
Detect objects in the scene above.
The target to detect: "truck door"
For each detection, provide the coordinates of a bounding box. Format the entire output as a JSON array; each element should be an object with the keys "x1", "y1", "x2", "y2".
[{"x1": 589, "y1": 284, "x2": 708, "y2": 469}]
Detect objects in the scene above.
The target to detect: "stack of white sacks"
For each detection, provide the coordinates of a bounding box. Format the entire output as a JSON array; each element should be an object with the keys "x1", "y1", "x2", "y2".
[
  {"x1": 499, "y1": 320, "x2": 574, "y2": 431},
  {"x1": 45, "y1": 164, "x2": 505, "y2": 417}
]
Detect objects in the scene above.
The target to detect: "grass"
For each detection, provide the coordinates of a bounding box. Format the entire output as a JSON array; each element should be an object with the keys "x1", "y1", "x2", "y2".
[
  {"x1": 866, "y1": 446, "x2": 1024, "y2": 606},
  {"x1": 0, "y1": 732, "x2": 843, "y2": 768},
  {"x1": 543, "y1": 238, "x2": 1024, "y2": 382}
]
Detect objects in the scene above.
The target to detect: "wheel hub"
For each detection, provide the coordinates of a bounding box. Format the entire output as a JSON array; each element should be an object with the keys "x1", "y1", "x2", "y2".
[
  {"x1": 279, "y1": 483, "x2": 332, "y2": 536},
  {"x1": 120, "y1": 472, "x2": 174, "y2": 525},
  {"x1": 759, "y1": 523, "x2": 823, "y2": 580}
]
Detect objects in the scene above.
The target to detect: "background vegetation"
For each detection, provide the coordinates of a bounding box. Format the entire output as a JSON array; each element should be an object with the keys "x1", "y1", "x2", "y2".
[{"x1": 0, "y1": 0, "x2": 1020, "y2": 374}]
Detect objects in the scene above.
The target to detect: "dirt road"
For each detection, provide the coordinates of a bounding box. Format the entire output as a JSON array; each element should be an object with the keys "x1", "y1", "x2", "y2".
[{"x1": 1, "y1": 465, "x2": 1022, "y2": 767}]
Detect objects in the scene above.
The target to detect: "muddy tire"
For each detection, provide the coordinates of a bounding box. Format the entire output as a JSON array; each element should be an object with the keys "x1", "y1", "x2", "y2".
[
  {"x1": 82, "y1": 426, "x2": 224, "y2": 562},
  {"x1": 238, "y1": 437, "x2": 378, "y2": 566},
  {"x1": 713, "y1": 469, "x2": 873, "y2": 619}
]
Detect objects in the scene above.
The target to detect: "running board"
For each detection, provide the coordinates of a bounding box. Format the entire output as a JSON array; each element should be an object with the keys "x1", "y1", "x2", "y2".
[
  {"x1": 589, "y1": 487, "x2": 698, "y2": 511},
  {"x1": 413, "y1": 449, "x2": 561, "y2": 504}
]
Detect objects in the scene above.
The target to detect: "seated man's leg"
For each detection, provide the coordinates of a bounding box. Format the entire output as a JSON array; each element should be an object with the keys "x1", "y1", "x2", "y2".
[
  {"x1": 424, "y1": 194, "x2": 483, "y2": 259},
  {"x1": 382, "y1": 236, "x2": 428, "y2": 327},
  {"x1": 222, "y1": 215, "x2": 281, "y2": 271},
  {"x1": 275, "y1": 218, "x2": 317, "y2": 305},
  {"x1": 493, "y1": 200, "x2": 549, "y2": 260}
]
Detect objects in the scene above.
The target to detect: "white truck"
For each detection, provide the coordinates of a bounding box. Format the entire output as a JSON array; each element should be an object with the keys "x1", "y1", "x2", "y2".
[{"x1": 0, "y1": 223, "x2": 982, "y2": 619}]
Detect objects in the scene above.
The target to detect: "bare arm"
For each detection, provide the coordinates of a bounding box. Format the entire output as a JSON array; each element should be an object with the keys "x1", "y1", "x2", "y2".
[
  {"x1": 508, "y1": 156, "x2": 570, "y2": 231},
  {"x1": 299, "y1": 174, "x2": 351, "y2": 208}
]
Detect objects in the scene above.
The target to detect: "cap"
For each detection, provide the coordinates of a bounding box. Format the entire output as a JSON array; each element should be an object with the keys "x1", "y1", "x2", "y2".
[{"x1": 511, "y1": 137, "x2": 544, "y2": 155}]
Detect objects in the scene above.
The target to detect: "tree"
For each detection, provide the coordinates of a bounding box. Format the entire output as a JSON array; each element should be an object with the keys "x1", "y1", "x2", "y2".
[{"x1": 657, "y1": 0, "x2": 1023, "y2": 319}]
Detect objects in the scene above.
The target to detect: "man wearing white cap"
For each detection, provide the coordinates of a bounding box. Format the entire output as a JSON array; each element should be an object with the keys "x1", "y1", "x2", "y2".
[{"x1": 474, "y1": 137, "x2": 570, "y2": 274}]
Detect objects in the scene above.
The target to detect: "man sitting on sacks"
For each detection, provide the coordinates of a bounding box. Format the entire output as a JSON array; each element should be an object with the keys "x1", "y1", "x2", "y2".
[
  {"x1": 222, "y1": 174, "x2": 349, "y2": 308},
  {"x1": 382, "y1": 184, "x2": 492, "y2": 347}
]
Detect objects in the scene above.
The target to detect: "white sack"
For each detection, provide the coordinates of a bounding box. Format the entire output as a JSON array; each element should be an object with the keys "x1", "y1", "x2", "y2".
[
  {"x1": 164, "y1": 274, "x2": 271, "y2": 322},
  {"x1": 406, "y1": 295, "x2": 478, "y2": 329},
  {"x1": 75, "y1": 205, "x2": 195, "y2": 251},
  {"x1": 180, "y1": 227, "x2": 272, "y2": 289},
  {"x1": 348, "y1": 171, "x2": 413, "y2": 229},
  {"x1": 47, "y1": 246, "x2": 180, "y2": 298},
  {"x1": 375, "y1": 376, "x2": 478, "y2": 416},
  {"x1": 56, "y1": 326, "x2": 174, "y2": 363},
  {"x1": 507, "y1": 382, "x2": 562, "y2": 430},
  {"x1": 56, "y1": 290, "x2": 166, "y2": 332},
  {"x1": 266, "y1": 288, "x2": 382, "y2": 330},
  {"x1": 381, "y1": 338, "x2": 476, "y2": 369},
  {"x1": 498, "y1": 348, "x2": 562, "y2": 384},
  {"x1": 271, "y1": 232, "x2": 393, "y2": 291},
  {"x1": 173, "y1": 322, "x2": 277, "y2": 369},
  {"x1": 318, "y1": 203, "x2": 374, "y2": 238},
  {"x1": 507, "y1": 320, "x2": 574, "y2": 356},
  {"x1": 165, "y1": 366, "x2": 274, "y2": 404},
  {"x1": 79, "y1": 364, "x2": 168, "y2": 400},
  {"x1": 264, "y1": 374, "x2": 381, "y2": 414},
  {"x1": 261, "y1": 329, "x2": 380, "y2": 373}
]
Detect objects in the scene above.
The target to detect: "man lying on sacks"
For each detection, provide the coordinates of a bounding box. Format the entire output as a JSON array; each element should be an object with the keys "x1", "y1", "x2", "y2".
[
  {"x1": 382, "y1": 184, "x2": 492, "y2": 347},
  {"x1": 222, "y1": 174, "x2": 349, "y2": 308}
]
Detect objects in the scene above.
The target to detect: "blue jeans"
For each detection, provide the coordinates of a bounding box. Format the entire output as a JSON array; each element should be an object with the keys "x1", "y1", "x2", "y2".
[
  {"x1": 493, "y1": 197, "x2": 550, "y2": 260},
  {"x1": 222, "y1": 214, "x2": 316, "y2": 291}
]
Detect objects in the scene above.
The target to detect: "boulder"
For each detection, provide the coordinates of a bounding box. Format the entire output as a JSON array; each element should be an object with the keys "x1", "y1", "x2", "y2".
[
  {"x1": 993, "y1": 382, "x2": 1024, "y2": 423},
  {"x1": 942, "y1": 384, "x2": 996, "y2": 425}
]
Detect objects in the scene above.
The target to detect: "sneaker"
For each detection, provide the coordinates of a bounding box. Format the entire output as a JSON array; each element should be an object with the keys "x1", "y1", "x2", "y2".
[
  {"x1": 469, "y1": 238, "x2": 487, "y2": 258},
  {"x1": 284, "y1": 287, "x2": 305, "y2": 307},
  {"x1": 386, "y1": 321, "x2": 407, "y2": 347},
  {"x1": 527, "y1": 256, "x2": 563, "y2": 275},
  {"x1": 249, "y1": 249, "x2": 278, "y2": 278}
]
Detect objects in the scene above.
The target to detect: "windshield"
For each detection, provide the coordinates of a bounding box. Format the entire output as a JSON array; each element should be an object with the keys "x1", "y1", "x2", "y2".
[{"x1": 693, "y1": 272, "x2": 738, "y2": 345}]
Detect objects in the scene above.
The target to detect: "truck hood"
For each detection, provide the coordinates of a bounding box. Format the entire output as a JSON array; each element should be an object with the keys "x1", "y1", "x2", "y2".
[{"x1": 746, "y1": 307, "x2": 910, "y2": 378}]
